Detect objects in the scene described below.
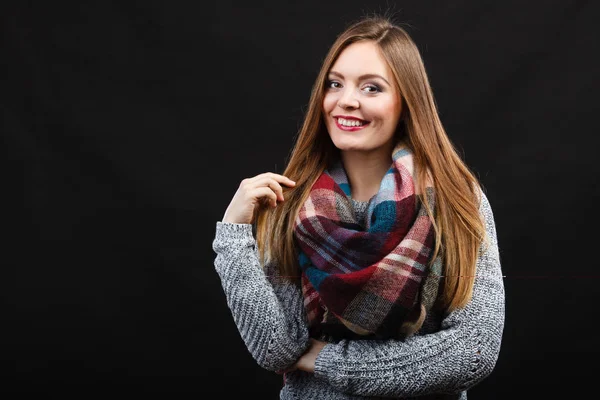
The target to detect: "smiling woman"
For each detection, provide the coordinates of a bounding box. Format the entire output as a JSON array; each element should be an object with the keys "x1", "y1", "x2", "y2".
[
  {"x1": 323, "y1": 40, "x2": 403, "y2": 201},
  {"x1": 213, "y1": 15, "x2": 505, "y2": 400},
  {"x1": 324, "y1": 42, "x2": 401, "y2": 144}
]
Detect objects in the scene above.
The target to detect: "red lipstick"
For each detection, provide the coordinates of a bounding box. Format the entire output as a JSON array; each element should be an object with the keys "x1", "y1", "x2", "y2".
[{"x1": 333, "y1": 115, "x2": 370, "y2": 132}]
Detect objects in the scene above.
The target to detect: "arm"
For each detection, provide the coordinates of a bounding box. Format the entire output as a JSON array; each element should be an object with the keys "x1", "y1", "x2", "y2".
[
  {"x1": 312, "y1": 191, "x2": 505, "y2": 397},
  {"x1": 212, "y1": 222, "x2": 311, "y2": 372}
]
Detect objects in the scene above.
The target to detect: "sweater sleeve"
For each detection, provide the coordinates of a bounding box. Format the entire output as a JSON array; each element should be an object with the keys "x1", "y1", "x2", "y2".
[
  {"x1": 313, "y1": 191, "x2": 505, "y2": 397},
  {"x1": 211, "y1": 222, "x2": 311, "y2": 372}
]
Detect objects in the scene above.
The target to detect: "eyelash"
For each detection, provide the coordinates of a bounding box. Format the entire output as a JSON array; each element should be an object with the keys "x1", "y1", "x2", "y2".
[
  {"x1": 326, "y1": 80, "x2": 382, "y2": 94},
  {"x1": 363, "y1": 84, "x2": 382, "y2": 93}
]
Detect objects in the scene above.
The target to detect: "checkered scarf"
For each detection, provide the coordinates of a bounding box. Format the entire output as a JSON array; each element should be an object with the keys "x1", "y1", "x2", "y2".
[{"x1": 293, "y1": 140, "x2": 442, "y2": 339}]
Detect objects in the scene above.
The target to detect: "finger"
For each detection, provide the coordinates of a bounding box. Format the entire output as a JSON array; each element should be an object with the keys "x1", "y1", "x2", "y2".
[
  {"x1": 249, "y1": 172, "x2": 296, "y2": 187},
  {"x1": 254, "y1": 177, "x2": 288, "y2": 202},
  {"x1": 266, "y1": 172, "x2": 296, "y2": 186},
  {"x1": 253, "y1": 177, "x2": 283, "y2": 201},
  {"x1": 250, "y1": 187, "x2": 278, "y2": 207}
]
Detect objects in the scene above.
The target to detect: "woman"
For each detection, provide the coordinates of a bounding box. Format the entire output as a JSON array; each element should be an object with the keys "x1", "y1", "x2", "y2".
[{"x1": 212, "y1": 15, "x2": 504, "y2": 399}]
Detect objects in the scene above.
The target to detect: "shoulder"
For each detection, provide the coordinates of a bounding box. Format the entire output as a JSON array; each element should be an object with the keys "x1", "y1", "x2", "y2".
[
  {"x1": 474, "y1": 186, "x2": 501, "y2": 263},
  {"x1": 476, "y1": 186, "x2": 497, "y2": 231}
]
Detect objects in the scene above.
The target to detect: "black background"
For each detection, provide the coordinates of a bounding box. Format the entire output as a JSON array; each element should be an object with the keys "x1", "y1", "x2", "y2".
[{"x1": 2, "y1": 1, "x2": 599, "y2": 398}]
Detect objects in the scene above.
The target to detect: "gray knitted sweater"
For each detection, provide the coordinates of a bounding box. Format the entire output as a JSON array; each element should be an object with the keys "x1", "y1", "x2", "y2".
[{"x1": 212, "y1": 191, "x2": 504, "y2": 399}]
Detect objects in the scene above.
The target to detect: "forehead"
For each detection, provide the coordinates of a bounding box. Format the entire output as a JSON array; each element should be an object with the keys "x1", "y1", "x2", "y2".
[{"x1": 329, "y1": 40, "x2": 392, "y2": 79}]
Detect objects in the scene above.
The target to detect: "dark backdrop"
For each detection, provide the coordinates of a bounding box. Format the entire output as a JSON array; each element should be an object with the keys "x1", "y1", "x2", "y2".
[{"x1": 2, "y1": 1, "x2": 599, "y2": 398}]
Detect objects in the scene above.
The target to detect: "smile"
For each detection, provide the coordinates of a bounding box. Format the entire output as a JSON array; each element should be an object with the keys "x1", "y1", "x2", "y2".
[{"x1": 335, "y1": 117, "x2": 370, "y2": 131}]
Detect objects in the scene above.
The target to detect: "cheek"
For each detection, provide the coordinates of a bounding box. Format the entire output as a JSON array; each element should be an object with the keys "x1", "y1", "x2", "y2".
[
  {"x1": 322, "y1": 94, "x2": 337, "y2": 114},
  {"x1": 379, "y1": 99, "x2": 402, "y2": 124}
]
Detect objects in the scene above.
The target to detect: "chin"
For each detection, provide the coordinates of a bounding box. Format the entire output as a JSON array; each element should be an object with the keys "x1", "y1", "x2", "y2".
[
  {"x1": 330, "y1": 133, "x2": 369, "y2": 147},
  {"x1": 332, "y1": 143, "x2": 372, "y2": 153}
]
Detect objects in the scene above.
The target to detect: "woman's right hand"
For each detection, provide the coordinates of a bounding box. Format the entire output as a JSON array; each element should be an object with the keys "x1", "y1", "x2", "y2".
[{"x1": 222, "y1": 172, "x2": 296, "y2": 225}]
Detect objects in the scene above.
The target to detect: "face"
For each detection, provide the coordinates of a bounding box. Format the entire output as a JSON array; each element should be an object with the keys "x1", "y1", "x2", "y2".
[{"x1": 322, "y1": 40, "x2": 402, "y2": 155}]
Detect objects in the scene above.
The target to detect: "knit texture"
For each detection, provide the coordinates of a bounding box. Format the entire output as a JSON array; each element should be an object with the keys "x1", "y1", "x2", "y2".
[{"x1": 212, "y1": 190, "x2": 504, "y2": 399}]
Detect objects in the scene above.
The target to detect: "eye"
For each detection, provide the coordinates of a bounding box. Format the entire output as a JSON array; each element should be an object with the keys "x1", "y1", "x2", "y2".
[
  {"x1": 362, "y1": 84, "x2": 382, "y2": 94},
  {"x1": 326, "y1": 80, "x2": 342, "y2": 89}
]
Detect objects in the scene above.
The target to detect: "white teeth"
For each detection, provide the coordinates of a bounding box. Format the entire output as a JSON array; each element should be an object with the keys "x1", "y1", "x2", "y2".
[{"x1": 337, "y1": 117, "x2": 365, "y2": 127}]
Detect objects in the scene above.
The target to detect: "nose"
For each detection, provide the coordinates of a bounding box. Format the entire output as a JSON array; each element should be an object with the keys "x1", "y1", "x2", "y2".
[{"x1": 337, "y1": 88, "x2": 359, "y2": 110}]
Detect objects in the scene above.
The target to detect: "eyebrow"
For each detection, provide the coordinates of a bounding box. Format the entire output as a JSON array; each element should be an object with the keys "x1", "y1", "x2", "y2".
[{"x1": 328, "y1": 71, "x2": 391, "y2": 86}]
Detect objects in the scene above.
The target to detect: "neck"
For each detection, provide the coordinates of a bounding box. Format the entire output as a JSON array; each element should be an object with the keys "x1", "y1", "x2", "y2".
[{"x1": 340, "y1": 141, "x2": 395, "y2": 202}]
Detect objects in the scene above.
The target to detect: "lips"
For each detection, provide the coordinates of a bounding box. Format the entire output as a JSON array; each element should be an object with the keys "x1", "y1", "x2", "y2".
[{"x1": 334, "y1": 116, "x2": 370, "y2": 131}]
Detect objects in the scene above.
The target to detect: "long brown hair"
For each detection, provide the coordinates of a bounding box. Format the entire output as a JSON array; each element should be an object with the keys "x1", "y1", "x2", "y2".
[{"x1": 254, "y1": 16, "x2": 488, "y2": 312}]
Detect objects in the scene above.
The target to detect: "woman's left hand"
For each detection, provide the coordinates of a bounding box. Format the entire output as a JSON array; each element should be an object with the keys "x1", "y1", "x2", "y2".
[{"x1": 292, "y1": 338, "x2": 327, "y2": 373}]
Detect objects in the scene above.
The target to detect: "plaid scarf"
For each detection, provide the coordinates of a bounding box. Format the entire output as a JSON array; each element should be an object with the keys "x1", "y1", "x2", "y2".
[{"x1": 293, "y1": 140, "x2": 442, "y2": 339}]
